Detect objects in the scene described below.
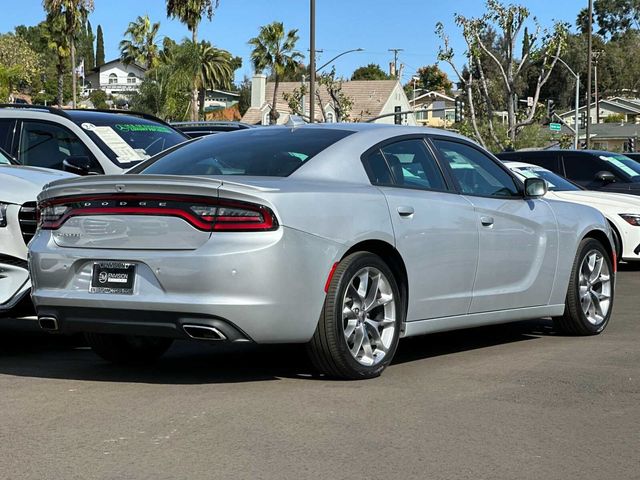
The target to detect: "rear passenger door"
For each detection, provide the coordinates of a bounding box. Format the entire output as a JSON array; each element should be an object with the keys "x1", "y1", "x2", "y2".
[
  {"x1": 362, "y1": 136, "x2": 479, "y2": 320},
  {"x1": 561, "y1": 152, "x2": 626, "y2": 191}
]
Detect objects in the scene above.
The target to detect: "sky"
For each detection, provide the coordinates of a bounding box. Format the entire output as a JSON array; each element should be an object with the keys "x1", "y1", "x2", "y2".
[{"x1": 0, "y1": 0, "x2": 589, "y2": 84}]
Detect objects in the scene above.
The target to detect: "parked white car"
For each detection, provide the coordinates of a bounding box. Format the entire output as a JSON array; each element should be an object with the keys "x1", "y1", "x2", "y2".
[
  {"x1": 505, "y1": 161, "x2": 640, "y2": 262},
  {"x1": 0, "y1": 155, "x2": 75, "y2": 317}
]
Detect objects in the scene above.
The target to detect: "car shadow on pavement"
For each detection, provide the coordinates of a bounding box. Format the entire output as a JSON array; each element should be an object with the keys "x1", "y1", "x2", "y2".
[{"x1": 0, "y1": 318, "x2": 556, "y2": 384}]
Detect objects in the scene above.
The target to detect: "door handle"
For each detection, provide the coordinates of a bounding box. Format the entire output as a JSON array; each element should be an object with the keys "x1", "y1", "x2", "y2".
[
  {"x1": 397, "y1": 206, "x2": 415, "y2": 217},
  {"x1": 480, "y1": 216, "x2": 494, "y2": 227}
]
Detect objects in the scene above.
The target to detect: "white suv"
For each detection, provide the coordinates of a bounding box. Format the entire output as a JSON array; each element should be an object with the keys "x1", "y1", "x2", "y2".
[
  {"x1": 0, "y1": 105, "x2": 188, "y2": 175},
  {"x1": 0, "y1": 153, "x2": 75, "y2": 317}
]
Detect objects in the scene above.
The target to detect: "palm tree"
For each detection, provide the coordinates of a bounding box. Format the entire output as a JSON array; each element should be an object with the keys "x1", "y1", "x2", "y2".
[
  {"x1": 166, "y1": 0, "x2": 219, "y2": 121},
  {"x1": 42, "y1": 0, "x2": 94, "y2": 108},
  {"x1": 43, "y1": 12, "x2": 69, "y2": 106},
  {"x1": 119, "y1": 15, "x2": 161, "y2": 69},
  {"x1": 249, "y1": 22, "x2": 303, "y2": 125},
  {"x1": 169, "y1": 40, "x2": 233, "y2": 120}
]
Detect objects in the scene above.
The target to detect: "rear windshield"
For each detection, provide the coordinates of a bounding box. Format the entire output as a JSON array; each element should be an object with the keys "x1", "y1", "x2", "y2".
[
  {"x1": 138, "y1": 128, "x2": 354, "y2": 177},
  {"x1": 77, "y1": 117, "x2": 187, "y2": 168}
]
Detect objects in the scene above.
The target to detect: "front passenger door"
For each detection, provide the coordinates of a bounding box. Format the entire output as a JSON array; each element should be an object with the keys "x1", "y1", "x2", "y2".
[{"x1": 432, "y1": 138, "x2": 558, "y2": 313}]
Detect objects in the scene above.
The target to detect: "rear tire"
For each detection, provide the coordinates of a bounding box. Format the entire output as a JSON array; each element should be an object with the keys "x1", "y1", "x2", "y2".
[
  {"x1": 307, "y1": 252, "x2": 402, "y2": 380},
  {"x1": 554, "y1": 238, "x2": 614, "y2": 336},
  {"x1": 85, "y1": 333, "x2": 173, "y2": 364}
]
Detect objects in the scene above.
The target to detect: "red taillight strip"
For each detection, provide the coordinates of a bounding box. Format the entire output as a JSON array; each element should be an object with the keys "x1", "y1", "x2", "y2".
[
  {"x1": 44, "y1": 207, "x2": 215, "y2": 231},
  {"x1": 39, "y1": 194, "x2": 278, "y2": 232}
]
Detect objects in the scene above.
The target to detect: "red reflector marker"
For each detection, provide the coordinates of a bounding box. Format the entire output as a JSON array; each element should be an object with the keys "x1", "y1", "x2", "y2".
[{"x1": 324, "y1": 262, "x2": 339, "y2": 293}]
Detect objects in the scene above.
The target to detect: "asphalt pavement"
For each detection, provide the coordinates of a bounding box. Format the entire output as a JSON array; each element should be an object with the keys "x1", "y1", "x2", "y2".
[{"x1": 1, "y1": 267, "x2": 639, "y2": 479}]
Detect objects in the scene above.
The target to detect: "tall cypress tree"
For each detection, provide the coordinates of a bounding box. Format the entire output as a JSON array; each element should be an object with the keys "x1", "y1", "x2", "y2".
[
  {"x1": 96, "y1": 24, "x2": 105, "y2": 67},
  {"x1": 85, "y1": 20, "x2": 95, "y2": 70}
]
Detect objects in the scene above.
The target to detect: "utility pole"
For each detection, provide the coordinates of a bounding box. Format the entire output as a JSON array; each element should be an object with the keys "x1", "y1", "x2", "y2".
[
  {"x1": 593, "y1": 50, "x2": 603, "y2": 124},
  {"x1": 309, "y1": 0, "x2": 316, "y2": 124},
  {"x1": 586, "y1": 0, "x2": 593, "y2": 149},
  {"x1": 388, "y1": 48, "x2": 403, "y2": 78}
]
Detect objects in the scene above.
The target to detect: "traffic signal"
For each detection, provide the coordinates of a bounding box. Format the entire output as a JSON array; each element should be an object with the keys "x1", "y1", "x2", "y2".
[
  {"x1": 455, "y1": 96, "x2": 465, "y2": 123},
  {"x1": 628, "y1": 137, "x2": 636, "y2": 152},
  {"x1": 579, "y1": 111, "x2": 587, "y2": 129},
  {"x1": 546, "y1": 99, "x2": 556, "y2": 121}
]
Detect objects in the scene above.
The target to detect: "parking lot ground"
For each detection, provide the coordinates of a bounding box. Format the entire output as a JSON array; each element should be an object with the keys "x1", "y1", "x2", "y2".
[{"x1": 1, "y1": 268, "x2": 639, "y2": 480}]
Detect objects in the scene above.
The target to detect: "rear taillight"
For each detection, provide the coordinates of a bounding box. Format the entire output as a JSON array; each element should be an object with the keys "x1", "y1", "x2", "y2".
[{"x1": 38, "y1": 194, "x2": 278, "y2": 232}]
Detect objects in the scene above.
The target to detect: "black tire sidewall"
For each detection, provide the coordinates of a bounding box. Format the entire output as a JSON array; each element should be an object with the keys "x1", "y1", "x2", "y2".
[{"x1": 326, "y1": 252, "x2": 402, "y2": 378}]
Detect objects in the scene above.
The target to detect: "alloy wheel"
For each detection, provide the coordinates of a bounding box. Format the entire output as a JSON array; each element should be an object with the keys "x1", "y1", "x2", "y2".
[
  {"x1": 578, "y1": 250, "x2": 612, "y2": 326},
  {"x1": 342, "y1": 267, "x2": 396, "y2": 366}
]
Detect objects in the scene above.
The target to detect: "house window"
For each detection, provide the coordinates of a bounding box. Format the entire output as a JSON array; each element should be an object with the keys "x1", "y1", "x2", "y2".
[
  {"x1": 127, "y1": 73, "x2": 137, "y2": 84},
  {"x1": 108, "y1": 73, "x2": 118, "y2": 85},
  {"x1": 326, "y1": 112, "x2": 335, "y2": 123}
]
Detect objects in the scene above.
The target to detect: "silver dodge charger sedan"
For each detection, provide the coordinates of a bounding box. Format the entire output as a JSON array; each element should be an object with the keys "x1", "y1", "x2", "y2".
[{"x1": 29, "y1": 125, "x2": 616, "y2": 379}]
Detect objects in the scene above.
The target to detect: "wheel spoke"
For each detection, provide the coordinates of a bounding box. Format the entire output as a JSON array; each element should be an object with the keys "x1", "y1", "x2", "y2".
[
  {"x1": 589, "y1": 255, "x2": 603, "y2": 284},
  {"x1": 356, "y1": 270, "x2": 369, "y2": 299},
  {"x1": 343, "y1": 319, "x2": 357, "y2": 341},
  {"x1": 365, "y1": 322, "x2": 386, "y2": 352},
  {"x1": 361, "y1": 333, "x2": 374, "y2": 364},
  {"x1": 350, "y1": 325, "x2": 365, "y2": 357},
  {"x1": 363, "y1": 273, "x2": 380, "y2": 311},
  {"x1": 347, "y1": 283, "x2": 363, "y2": 305},
  {"x1": 364, "y1": 293, "x2": 393, "y2": 313}
]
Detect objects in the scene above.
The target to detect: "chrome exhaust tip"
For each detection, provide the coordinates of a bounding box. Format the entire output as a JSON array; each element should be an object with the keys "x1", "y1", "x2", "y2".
[
  {"x1": 38, "y1": 316, "x2": 59, "y2": 331},
  {"x1": 183, "y1": 324, "x2": 227, "y2": 341}
]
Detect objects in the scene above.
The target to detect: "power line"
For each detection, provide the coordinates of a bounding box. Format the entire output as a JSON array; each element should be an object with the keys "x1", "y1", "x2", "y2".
[{"x1": 388, "y1": 48, "x2": 404, "y2": 77}]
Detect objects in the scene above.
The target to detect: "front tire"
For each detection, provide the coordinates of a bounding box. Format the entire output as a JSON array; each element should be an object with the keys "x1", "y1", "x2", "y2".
[
  {"x1": 554, "y1": 238, "x2": 614, "y2": 335},
  {"x1": 85, "y1": 333, "x2": 173, "y2": 364},
  {"x1": 307, "y1": 252, "x2": 402, "y2": 379}
]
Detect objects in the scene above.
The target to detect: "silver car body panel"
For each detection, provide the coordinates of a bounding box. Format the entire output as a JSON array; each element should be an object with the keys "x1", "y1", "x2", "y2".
[{"x1": 30, "y1": 125, "x2": 615, "y2": 343}]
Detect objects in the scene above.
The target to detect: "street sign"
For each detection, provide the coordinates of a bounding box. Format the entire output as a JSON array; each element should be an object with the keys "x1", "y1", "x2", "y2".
[
  {"x1": 549, "y1": 123, "x2": 562, "y2": 132},
  {"x1": 527, "y1": 96, "x2": 534, "y2": 107}
]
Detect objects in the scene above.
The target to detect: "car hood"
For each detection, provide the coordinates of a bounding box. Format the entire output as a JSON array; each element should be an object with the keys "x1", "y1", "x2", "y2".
[
  {"x1": 551, "y1": 190, "x2": 640, "y2": 212},
  {"x1": 0, "y1": 165, "x2": 76, "y2": 205}
]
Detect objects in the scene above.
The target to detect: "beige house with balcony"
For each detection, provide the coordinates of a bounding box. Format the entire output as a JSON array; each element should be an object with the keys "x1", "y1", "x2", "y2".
[{"x1": 84, "y1": 59, "x2": 147, "y2": 98}]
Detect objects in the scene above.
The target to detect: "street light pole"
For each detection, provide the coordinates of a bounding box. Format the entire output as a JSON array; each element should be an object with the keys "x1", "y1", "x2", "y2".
[
  {"x1": 586, "y1": 0, "x2": 593, "y2": 149},
  {"x1": 309, "y1": 0, "x2": 316, "y2": 124},
  {"x1": 316, "y1": 48, "x2": 364, "y2": 73},
  {"x1": 554, "y1": 56, "x2": 580, "y2": 150}
]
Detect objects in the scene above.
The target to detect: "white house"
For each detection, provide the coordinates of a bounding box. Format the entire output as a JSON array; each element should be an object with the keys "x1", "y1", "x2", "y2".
[
  {"x1": 242, "y1": 74, "x2": 416, "y2": 126},
  {"x1": 84, "y1": 59, "x2": 147, "y2": 97}
]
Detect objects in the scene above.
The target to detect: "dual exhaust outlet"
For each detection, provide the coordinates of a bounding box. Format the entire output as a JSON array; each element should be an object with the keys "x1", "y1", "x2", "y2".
[{"x1": 38, "y1": 317, "x2": 226, "y2": 341}]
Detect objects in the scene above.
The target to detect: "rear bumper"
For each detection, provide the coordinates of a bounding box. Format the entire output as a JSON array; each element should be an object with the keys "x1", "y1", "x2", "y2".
[
  {"x1": 0, "y1": 257, "x2": 31, "y2": 317},
  {"x1": 30, "y1": 226, "x2": 342, "y2": 343},
  {"x1": 36, "y1": 306, "x2": 252, "y2": 342}
]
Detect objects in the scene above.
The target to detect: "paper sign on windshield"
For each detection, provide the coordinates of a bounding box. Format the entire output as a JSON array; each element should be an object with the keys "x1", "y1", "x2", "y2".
[
  {"x1": 600, "y1": 156, "x2": 638, "y2": 177},
  {"x1": 92, "y1": 126, "x2": 144, "y2": 163}
]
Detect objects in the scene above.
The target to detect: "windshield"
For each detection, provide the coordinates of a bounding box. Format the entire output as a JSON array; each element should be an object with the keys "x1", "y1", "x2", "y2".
[
  {"x1": 598, "y1": 154, "x2": 640, "y2": 181},
  {"x1": 138, "y1": 128, "x2": 355, "y2": 177},
  {"x1": 77, "y1": 117, "x2": 187, "y2": 168},
  {"x1": 510, "y1": 165, "x2": 580, "y2": 191}
]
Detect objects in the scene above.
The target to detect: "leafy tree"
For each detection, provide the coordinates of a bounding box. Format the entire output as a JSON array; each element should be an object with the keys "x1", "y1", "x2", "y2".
[
  {"x1": 351, "y1": 63, "x2": 390, "y2": 81},
  {"x1": 437, "y1": 0, "x2": 568, "y2": 148},
  {"x1": 249, "y1": 21, "x2": 303, "y2": 124},
  {"x1": 236, "y1": 75, "x2": 251, "y2": 115},
  {"x1": 0, "y1": 34, "x2": 42, "y2": 91},
  {"x1": 412, "y1": 64, "x2": 453, "y2": 94},
  {"x1": 84, "y1": 21, "x2": 95, "y2": 70},
  {"x1": 42, "y1": 0, "x2": 95, "y2": 108},
  {"x1": 89, "y1": 88, "x2": 108, "y2": 109},
  {"x1": 166, "y1": 0, "x2": 219, "y2": 121},
  {"x1": 43, "y1": 12, "x2": 70, "y2": 106},
  {"x1": 95, "y1": 24, "x2": 105, "y2": 67},
  {"x1": 577, "y1": 0, "x2": 640, "y2": 37},
  {"x1": 120, "y1": 15, "x2": 161, "y2": 69}
]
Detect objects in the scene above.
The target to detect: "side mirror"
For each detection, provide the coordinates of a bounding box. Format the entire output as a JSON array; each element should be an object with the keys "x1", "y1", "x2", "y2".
[
  {"x1": 524, "y1": 177, "x2": 548, "y2": 198},
  {"x1": 595, "y1": 170, "x2": 616, "y2": 184},
  {"x1": 62, "y1": 156, "x2": 98, "y2": 176}
]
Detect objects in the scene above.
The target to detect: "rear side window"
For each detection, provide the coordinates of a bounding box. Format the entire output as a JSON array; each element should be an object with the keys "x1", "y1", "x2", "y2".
[
  {"x1": 519, "y1": 153, "x2": 560, "y2": 172},
  {"x1": 139, "y1": 128, "x2": 354, "y2": 177},
  {"x1": 363, "y1": 138, "x2": 447, "y2": 191},
  {"x1": 18, "y1": 121, "x2": 101, "y2": 172}
]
